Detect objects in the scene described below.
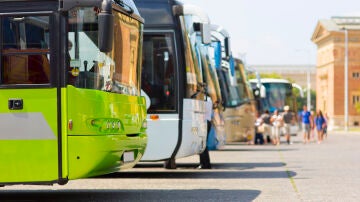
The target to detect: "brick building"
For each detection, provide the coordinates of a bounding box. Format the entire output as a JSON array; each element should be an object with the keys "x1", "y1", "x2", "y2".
[{"x1": 311, "y1": 16, "x2": 360, "y2": 130}]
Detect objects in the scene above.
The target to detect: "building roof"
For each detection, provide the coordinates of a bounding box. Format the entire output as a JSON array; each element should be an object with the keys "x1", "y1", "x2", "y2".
[
  {"x1": 324, "y1": 16, "x2": 360, "y2": 31},
  {"x1": 312, "y1": 16, "x2": 360, "y2": 43}
]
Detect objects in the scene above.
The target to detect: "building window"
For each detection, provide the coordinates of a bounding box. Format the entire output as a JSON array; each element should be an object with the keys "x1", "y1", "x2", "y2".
[
  {"x1": 353, "y1": 95, "x2": 360, "y2": 105},
  {"x1": 352, "y1": 72, "x2": 360, "y2": 79}
]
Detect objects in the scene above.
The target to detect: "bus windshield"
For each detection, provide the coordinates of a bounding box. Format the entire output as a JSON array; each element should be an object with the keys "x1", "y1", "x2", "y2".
[
  {"x1": 67, "y1": 7, "x2": 142, "y2": 95},
  {"x1": 262, "y1": 82, "x2": 293, "y2": 112},
  {"x1": 234, "y1": 60, "x2": 252, "y2": 104}
]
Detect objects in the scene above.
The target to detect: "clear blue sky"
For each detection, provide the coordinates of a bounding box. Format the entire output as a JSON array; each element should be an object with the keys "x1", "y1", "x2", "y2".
[{"x1": 182, "y1": 0, "x2": 360, "y2": 65}]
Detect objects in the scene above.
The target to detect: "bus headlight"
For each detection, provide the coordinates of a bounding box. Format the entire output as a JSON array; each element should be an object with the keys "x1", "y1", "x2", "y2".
[{"x1": 141, "y1": 119, "x2": 147, "y2": 129}]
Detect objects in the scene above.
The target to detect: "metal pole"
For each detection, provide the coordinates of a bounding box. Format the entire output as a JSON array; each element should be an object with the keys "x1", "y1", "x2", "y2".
[{"x1": 344, "y1": 28, "x2": 348, "y2": 132}]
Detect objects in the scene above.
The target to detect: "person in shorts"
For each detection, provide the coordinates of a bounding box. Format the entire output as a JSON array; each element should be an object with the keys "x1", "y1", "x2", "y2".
[
  {"x1": 282, "y1": 105, "x2": 294, "y2": 144},
  {"x1": 261, "y1": 110, "x2": 272, "y2": 144},
  {"x1": 301, "y1": 105, "x2": 312, "y2": 143},
  {"x1": 270, "y1": 110, "x2": 283, "y2": 145}
]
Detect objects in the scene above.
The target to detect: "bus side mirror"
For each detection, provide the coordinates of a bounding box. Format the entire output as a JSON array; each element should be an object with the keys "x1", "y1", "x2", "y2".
[
  {"x1": 253, "y1": 86, "x2": 266, "y2": 99},
  {"x1": 201, "y1": 23, "x2": 211, "y2": 44},
  {"x1": 253, "y1": 88, "x2": 260, "y2": 99},
  {"x1": 224, "y1": 37, "x2": 231, "y2": 58},
  {"x1": 260, "y1": 85, "x2": 266, "y2": 98},
  {"x1": 98, "y1": 5, "x2": 114, "y2": 52},
  {"x1": 194, "y1": 23, "x2": 211, "y2": 44}
]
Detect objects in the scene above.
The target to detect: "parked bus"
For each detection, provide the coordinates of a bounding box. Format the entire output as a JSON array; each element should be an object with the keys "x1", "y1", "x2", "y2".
[
  {"x1": 0, "y1": 0, "x2": 147, "y2": 185},
  {"x1": 136, "y1": 0, "x2": 210, "y2": 168},
  {"x1": 210, "y1": 25, "x2": 255, "y2": 142},
  {"x1": 229, "y1": 58, "x2": 257, "y2": 142},
  {"x1": 199, "y1": 35, "x2": 225, "y2": 151},
  {"x1": 249, "y1": 78, "x2": 301, "y2": 135}
]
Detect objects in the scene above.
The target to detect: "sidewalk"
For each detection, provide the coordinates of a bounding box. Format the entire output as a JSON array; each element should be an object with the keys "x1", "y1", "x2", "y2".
[{"x1": 328, "y1": 127, "x2": 360, "y2": 135}]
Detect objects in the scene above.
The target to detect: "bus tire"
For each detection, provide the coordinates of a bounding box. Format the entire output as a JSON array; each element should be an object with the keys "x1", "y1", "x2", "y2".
[{"x1": 164, "y1": 157, "x2": 176, "y2": 169}]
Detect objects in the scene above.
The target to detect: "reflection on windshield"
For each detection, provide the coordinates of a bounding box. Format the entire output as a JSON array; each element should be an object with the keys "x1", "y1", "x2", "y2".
[
  {"x1": 1, "y1": 15, "x2": 51, "y2": 84},
  {"x1": 262, "y1": 83, "x2": 293, "y2": 112},
  {"x1": 67, "y1": 7, "x2": 141, "y2": 95}
]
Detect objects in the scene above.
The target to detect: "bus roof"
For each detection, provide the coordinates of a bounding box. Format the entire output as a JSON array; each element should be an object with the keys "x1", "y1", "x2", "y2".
[{"x1": 249, "y1": 78, "x2": 291, "y2": 84}]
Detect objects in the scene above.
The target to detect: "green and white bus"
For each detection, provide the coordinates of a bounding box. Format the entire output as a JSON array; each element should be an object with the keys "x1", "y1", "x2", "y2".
[{"x1": 0, "y1": 0, "x2": 147, "y2": 185}]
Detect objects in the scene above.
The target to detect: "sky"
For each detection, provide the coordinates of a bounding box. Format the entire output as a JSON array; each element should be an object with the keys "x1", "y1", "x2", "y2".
[{"x1": 181, "y1": 0, "x2": 360, "y2": 66}]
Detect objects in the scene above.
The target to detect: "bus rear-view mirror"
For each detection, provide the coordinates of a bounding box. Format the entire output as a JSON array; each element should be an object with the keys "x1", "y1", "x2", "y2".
[{"x1": 98, "y1": 9, "x2": 114, "y2": 52}]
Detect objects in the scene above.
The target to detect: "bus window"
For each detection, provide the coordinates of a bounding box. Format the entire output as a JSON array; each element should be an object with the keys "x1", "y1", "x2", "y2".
[
  {"x1": 142, "y1": 33, "x2": 176, "y2": 112},
  {"x1": 68, "y1": 7, "x2": 103, "y2": 90},
  {"x1": 1, "y1": 16, "x2": 50, "y2": 84}
]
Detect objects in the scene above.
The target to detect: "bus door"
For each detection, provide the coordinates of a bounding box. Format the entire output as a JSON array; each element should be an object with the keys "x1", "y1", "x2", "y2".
[
  {"x1": 0, "y1": 13, "x2": 59, "y2": 183},
  {"x1": 141, "y1": 31, "x2": 179, "y2": 161}
]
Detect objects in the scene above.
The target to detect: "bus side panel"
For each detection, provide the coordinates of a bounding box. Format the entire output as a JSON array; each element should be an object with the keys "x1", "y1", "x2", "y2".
[
  {"x1": 209, "y1": 109, "x2": 226, "y2": 150},
  {"x1": 61, "y1": 88, "x2": 69, "y2": 179},
  {"x1": 175, "y1": 99, "x2": 207, "y2": 159},
  {"x1": 66, "y1": 86, "x2": 147, "y2": 179},
  {"x1": 141, "y1": 114, "x2": 179, "y2": 161},
  {"x1": 0, "y1": 89, "x2": 58, "y2": 183},
  {"x1": 224, "y1": 104, "x2": 255, "y2": 142}
]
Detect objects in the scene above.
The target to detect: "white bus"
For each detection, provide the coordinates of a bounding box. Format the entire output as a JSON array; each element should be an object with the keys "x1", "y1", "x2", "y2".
[
  {"x1": 249, "y1": 78, "x2": 302, "y2": 135},
  {"x1": 137, "y1": 0, "x2": 211, "y2": 168}
]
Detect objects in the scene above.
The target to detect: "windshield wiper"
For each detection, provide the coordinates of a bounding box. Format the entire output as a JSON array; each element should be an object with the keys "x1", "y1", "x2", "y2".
[{"x1": 114, "y1": 0, "x2": 134, "y2": 14}]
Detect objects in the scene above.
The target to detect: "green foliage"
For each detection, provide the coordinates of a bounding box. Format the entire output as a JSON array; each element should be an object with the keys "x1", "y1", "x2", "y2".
[
  {"x1": 295, "y1": 89, "x2": 316, "y2": 112},
  {"x1": 247, "y1": 73, "x2": 283, "y2": 80},
  {"x1": 355, "y1": 103, "x2": 360, "y2": 114}
]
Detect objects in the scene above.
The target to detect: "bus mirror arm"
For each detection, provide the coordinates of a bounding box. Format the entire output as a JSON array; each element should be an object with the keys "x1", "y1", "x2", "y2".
[
  {"x1": 222, "y1": 100, "x2": 226, "y2": 111},
  {"x1": 190, "y1": 90, "x2": 201, "y2": 99},
  {"x1": 190, "y1": 82, "x2": 207, "y2": 99}
]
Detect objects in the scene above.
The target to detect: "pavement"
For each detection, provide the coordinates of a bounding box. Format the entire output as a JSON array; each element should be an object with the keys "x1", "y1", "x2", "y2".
[{"x1": 1, "y1": 131, "x2": 360, "y2": 202}]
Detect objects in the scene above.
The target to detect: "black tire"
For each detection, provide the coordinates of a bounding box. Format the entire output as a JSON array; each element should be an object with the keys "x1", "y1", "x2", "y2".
[{"x1": 164, "y1": 157, "x2": 176, "y2": 169}]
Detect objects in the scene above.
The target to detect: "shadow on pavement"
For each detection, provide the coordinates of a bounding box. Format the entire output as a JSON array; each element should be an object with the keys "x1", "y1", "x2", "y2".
[
  {"x1": 96, "y1": 170, "x2": 296, "y2": 179},
  {"x1": 0, "y1": 189, "x2": 261, "y2": 202},
  {"x1": 136, "y1": 162, "x2": 286, "y2": 170},
  {"x1": 218, "y1": 148, "x2": 298, "y2": 152}
]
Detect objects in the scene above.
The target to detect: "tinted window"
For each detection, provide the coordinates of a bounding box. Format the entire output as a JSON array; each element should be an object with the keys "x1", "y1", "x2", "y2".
[
  {"x1": 263, "y1": 82, "x2": 293, "y2": 112},
  {"x1": 136, "y1": 1, "x2": 174, "y2": 25},
  {"x1": 142, "y1": 33, "x2": 176, "y2": 112},
  {"x1": 1, "y1": 15, "x2": 50, "y2": 84}
]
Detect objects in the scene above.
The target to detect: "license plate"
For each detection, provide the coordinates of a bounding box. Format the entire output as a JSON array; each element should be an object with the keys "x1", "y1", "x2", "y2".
[{"x1": 123, "y1": 151, "x2": 135, "y2": 163}]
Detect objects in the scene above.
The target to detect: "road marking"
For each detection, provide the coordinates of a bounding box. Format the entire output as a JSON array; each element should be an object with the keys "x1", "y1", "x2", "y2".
[{"x1": 278, "y1": 150, "x2": 303, "y2": 201}]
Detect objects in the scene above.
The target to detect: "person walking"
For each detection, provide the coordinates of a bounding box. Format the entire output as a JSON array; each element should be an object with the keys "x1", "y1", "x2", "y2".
[
  {"x1": 301, "y1": 105, "x2": 312, "y2": 143},
  {"x1": 310, "y1": 111, "x2": 315, "y2": 142},
  {"x1": 271, "y1": 110, "x2": 283, "y2": 145},
  {"x1": 261, "y1": 110, "x2": 272, "y2": 144},
  {"x1": 314, "y1": 110, "x2": 327, "y2": 144},
  {"x1": 323, "y1": 112, "x2": 329, "y2": 139},
  {"x1": 282, "y1": 105, "x2": 294, "y2": 144},
  {"x1": 254, "y1": 111, "x2": 264, "y2": 145}
]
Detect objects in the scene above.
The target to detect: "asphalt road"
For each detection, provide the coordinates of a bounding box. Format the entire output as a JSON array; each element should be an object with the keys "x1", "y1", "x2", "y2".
[{"x1": 1, "y1": 131, "x2": 359, "y2": 201}]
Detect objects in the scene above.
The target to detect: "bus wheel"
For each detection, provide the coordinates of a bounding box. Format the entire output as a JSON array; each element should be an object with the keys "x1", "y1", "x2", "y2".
[
  {"x1": 199, "y1": 148, "x2": 211, "y2": 169},
  {"x1": 164, "y1": 157, "x2": 176, "y2": 169}
]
